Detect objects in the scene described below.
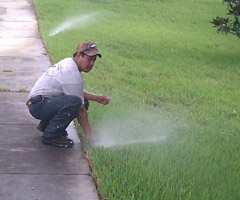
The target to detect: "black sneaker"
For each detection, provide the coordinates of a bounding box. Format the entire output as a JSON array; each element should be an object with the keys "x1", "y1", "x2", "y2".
[
  {"x1": 37, "y1": 123, "x2": 68, "y2": 138},
  {"x1": 42, "y1": 137, "x2": 74, "y2": 148},
  {"x1": 61, "y1": 130, "x2": 68, "y2": 137}
]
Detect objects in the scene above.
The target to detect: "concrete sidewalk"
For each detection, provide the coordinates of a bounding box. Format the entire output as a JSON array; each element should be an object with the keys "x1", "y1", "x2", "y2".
[{"x1": 0, "y1": 0, "x2": 99, "y2": 199}]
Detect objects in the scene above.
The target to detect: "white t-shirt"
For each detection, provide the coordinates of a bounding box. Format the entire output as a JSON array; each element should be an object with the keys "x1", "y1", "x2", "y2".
[{"x1": 28, "y1": 58, "x2": 84, "y2": 104}]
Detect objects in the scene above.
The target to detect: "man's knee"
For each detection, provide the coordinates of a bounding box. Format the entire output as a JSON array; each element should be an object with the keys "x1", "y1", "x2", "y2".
[
  {"x1": 65, "y1": 96, "x2": 89, "y2": 111},
  {"x1": 66, "y1": 95, "x2": 82, "y2": 109}
]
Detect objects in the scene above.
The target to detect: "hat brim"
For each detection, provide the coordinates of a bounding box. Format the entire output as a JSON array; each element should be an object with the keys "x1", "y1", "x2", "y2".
[{"x1": 86, "y1": 50, "x2": 102, "y2": 58}]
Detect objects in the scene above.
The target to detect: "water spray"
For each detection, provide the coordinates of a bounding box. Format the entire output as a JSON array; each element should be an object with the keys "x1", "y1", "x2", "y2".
[{"x1": 49, "y1": 12, "x2": 98, "y2": 36}]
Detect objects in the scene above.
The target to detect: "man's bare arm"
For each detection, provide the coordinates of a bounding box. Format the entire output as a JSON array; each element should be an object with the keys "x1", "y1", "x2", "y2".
[
  {"x1": 77, "y1": 105, "x2": 93, "y2": 141},
  {"x1": 84, "y1": 90, "x2": 110, "y2": 105}
]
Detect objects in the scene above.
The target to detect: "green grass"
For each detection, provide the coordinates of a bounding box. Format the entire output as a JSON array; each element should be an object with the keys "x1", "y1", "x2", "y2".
[
  {"x1": 0, "y1": 86, "x2": 10, "y2": 92},
  {"x1": 18, "y1": 87, "x2": 28, "y2": 92},
  {"x1": 2, "y1": 69, "x2": 13, "y2": 72},
  {"x1": 34, "y1": 0, "x2": 240, "y2": 199}
]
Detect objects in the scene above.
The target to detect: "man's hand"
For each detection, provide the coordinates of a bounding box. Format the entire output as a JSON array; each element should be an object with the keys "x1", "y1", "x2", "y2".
[{"x1": 96, "y1": 94, "x2": 110, "y2": 105}]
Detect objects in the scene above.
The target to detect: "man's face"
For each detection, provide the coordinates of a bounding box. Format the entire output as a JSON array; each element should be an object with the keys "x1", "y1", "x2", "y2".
[{"x1": 75, "y1": 53, "x2": 97, "y2": 72}]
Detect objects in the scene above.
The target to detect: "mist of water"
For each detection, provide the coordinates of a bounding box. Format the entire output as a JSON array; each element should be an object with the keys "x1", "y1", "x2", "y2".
[
  {"x1": 93, "y1": 111, "x2": 176, "y2": 148},
  {"x1": 49, "y1": 12, "x2": 98, "y2": 36}
]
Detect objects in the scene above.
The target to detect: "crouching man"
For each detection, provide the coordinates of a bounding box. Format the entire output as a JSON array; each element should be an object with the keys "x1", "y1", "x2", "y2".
[{"x1": 26, "y1": 41, "x2": 110, "y2": 148}]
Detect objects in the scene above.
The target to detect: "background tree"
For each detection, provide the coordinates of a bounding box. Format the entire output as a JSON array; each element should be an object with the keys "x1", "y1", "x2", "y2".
[{"x1": 211, "y1": 0, "x2": 240, "y2": 38}]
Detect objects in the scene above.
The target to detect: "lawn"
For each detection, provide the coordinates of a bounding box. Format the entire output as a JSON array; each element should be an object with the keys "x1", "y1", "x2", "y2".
[{"x1": 34, "y1": 0, "x2": 240, "y2": 199}]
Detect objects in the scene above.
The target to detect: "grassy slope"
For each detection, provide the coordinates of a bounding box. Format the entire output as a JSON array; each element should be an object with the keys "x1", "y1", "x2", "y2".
[{"x1": 34, "y1": 0, "x2": 240, "y2": 199}]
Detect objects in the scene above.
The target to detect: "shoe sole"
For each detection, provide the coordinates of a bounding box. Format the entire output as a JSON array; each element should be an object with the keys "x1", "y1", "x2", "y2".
[{"x1": 42, "y1": 139, "x2": 74, "y2": 148}]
